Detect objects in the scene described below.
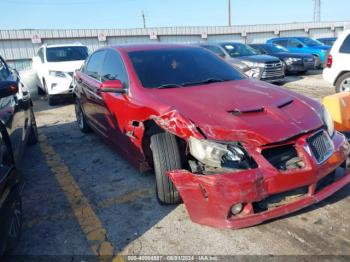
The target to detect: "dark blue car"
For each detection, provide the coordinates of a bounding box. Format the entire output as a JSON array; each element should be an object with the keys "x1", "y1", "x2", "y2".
[{"x1": 267, "y1": 37, "x2": 331, "y2": 68}]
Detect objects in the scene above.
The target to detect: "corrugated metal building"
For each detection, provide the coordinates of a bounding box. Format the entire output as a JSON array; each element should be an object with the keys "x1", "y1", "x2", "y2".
[{"x1": 1, "y1": 21, "x2": 349, "y2": 70}]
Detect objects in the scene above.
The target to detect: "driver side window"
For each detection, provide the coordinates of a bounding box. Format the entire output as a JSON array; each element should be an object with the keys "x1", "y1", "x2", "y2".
[
  {"x1": 100, "y1": 50, "x2": 129, "y2": 89},
  {"x1": 85, "y1": 51, "x2": 106, "y2": 80}
]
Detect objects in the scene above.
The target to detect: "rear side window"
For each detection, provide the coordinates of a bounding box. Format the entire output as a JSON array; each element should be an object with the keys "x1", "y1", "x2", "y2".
[
  {"x1": 273, "y1": 39, "x2": 288, "y2": 48},
  {"x1": 85, "y1": 51, "x2": 106, "y2": 80},
  {"x1": 100, "y1": 50, "x2": 129, "y2": 88},
  {"x1": 339, "y1": 35, "x2": 350, "y2": 54},
  {"x1": 0, "y1": 58, "x2": 10, "y2": 81}
]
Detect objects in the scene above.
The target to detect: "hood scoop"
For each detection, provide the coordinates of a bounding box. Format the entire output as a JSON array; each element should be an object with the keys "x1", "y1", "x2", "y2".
[
  {"x1": 228, "y1": 106, "x2": 265, "y2": 116},
  {"x1": 228, "y1": 98, "x2": 294, "y2": 116},
  {"x1": 276, "y1": 98, "x2": 294, "y2": 109}
]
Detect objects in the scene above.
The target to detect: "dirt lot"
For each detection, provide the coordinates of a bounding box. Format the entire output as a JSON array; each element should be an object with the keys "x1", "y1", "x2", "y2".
[{"x1": 9, "y1": 71, "x2": 350, "y2": 258}]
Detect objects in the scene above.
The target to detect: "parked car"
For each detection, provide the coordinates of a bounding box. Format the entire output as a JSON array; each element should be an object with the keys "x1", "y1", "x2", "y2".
[
  {"x1": 267, "y1": 37, "x2": 331, "y2": 68},
  {"x1": 74, "y1": 44, "x2": 350, "y2": 229},
  {"x1": 200, "y1": 42, "x2": 284, "y2": 83},
  {"x1": 249, "y1": 43, "x2": 315, "y2": 74},
  {"x1": 32, "y1": 43, "x2": 89, "y2": 105},
  {"x1": 318, "y1": 37, "x2": 337, "y2": 46},
  {"x1": 197, "y1": 43, "x2": 250, "y2": 74},
  {"x1": 0, "y1": 56, "x2": 38, "y2": 256},
  {"x1": 323, "y1": 30, "x2": 350, "y2": 93}
]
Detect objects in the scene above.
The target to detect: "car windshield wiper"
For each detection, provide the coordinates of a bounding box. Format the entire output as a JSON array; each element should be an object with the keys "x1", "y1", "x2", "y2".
[
  {"x1": 156, "y1": 83, "x2": 183, "y2": 89},
  {"x1": 182, "y1": 78, "x2": 228, "y2": 87}
]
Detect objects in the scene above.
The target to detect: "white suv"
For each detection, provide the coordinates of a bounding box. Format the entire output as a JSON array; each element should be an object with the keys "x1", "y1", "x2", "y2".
[
  {"x1": 323, "y1": 29, "x2": 350, "y2": 93},
  {"x1": 32, "y1": 43, "x2": 88, "y2": 105}
]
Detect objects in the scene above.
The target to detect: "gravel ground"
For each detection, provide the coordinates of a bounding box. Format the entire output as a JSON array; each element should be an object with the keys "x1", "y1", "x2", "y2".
[{"x1": 7, "y1": 70, "x2": 350, "y2": 259}]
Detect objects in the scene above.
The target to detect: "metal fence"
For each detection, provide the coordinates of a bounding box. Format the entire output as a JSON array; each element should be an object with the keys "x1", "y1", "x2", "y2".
[{"x1": 1, "y1": 21, "x2": 349, "y2": 70}]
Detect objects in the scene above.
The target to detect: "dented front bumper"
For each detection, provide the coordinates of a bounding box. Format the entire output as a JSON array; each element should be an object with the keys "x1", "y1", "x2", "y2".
[{"x1": 167, "y1": 132, "x2": 350, "y2": 229}]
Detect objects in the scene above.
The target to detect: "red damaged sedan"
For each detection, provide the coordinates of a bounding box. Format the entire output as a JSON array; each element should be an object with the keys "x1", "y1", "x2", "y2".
[{"x1": 74, "y1": 44, "x2": 350, "y2": 229}]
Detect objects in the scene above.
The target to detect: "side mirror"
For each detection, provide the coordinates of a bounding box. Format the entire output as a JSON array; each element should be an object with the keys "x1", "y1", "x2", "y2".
[
  {"x1": 0, "y1": 81, "x2": 18, "y2": 98},
  {"x1": 297, "y1": 44, "x2": 303, "y2": 48},
  {"x1": 99, "y1": 80, "x2": 125, "y2": 93}
]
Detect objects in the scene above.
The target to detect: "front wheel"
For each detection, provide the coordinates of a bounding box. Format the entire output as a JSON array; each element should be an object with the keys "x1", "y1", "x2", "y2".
[
  {"x1": 151, "y1": 132, "x2": 182, "y2": 205},
  {"x1": 75, "y1": 99, "x2": 91, "y2": 133},
  {"x1": 335, "y1": 72, "x2": 350, "y2": 93}
]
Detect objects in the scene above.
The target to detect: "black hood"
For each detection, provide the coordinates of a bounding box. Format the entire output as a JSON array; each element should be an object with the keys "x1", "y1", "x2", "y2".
[
  {"x1": 238, "y1": 55, "x2": 280, "y2": 63},
  {"x1": 271, "y1": 52, "x2": 314, "y2": 59}
]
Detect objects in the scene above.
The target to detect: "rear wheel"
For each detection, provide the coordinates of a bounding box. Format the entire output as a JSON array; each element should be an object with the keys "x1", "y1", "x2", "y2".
[
  {"x1": 27, "y1": 107, "x2": 38, "y2": 145},
  {"x1": 151, "y1": 132, "x2": 182, "y2": 205},
  {"x1": 75, "y1": 99, "x2": 91, "y2": 133},
  {"x1": 335, "y1": 72, "x2": 350, "y2": 93}
]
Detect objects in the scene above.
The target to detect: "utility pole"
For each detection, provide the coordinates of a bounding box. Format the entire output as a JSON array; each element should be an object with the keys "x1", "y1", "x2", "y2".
[
  {"x1": 228, "y1": 0, "x2": 232, "y2": 26},
  {"x1": 313, "y1": 0, "x2": 321, "y2": 22},
  {"x1": 142, "y1": 10, "x2": 146, "y2": 28}
]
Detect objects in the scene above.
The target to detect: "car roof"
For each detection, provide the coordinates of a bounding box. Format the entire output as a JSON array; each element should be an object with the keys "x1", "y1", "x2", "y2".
[
  {"x1": 107, "y1": 43, "x2": 200, "y2": 52},
  {"x1": 269, "y1": 36, "x2": 308, "y2": 41},
  {"x1": 44, "y1": 43, "x2": 87, "y2": 48},
  {"x1": 317, "y1": 37, "x2": 337, "y2": 40}
]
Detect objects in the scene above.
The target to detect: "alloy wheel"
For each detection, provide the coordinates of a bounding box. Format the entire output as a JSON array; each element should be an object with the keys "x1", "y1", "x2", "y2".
[{"x1": 340, "y1": 78, "x2": 350, "y2": 92}]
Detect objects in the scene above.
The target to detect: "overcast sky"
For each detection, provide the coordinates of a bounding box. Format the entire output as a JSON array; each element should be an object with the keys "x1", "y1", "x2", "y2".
[{"x1": 0, "y1": 0, "x2": 349, "y2": 29}]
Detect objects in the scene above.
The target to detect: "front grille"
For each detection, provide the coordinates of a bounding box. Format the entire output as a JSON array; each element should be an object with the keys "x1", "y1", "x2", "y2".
[
  {"x1": 307, "y1": 131, "x2": 334, "y2": 164},
  {"x1": 261, "y1": 62, "x2": 284, "y2": 79},
  {"x1": 262, "y1": 144, "x2": 305, "y2": 171},
  {"x1": 303, "y1": 57, "x2": 314, "y2": 63}
]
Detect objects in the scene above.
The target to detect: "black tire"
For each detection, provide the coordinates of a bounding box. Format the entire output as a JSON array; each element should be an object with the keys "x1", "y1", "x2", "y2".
[
  {"x1": 5, "y1": 194, "x2": 22, "y2": 253},
  {"x1": 27, "y1": 108, "x2": 38, "y2": 145},
  {"x1": 75, "y1": 99, "x2": 91, "y2": 133},
  {"x1": 150, "y1": 132, "x2": 182, "y2": 205},
  {"x1": 48, "y1": 95, "x2": 56, "y2": 106},
  {"x1": 335, "y1": 72, "x2": 350, "y2": 93},
  {"x1": 37, "y1": 85, "x2": 45, "y2": 95}
]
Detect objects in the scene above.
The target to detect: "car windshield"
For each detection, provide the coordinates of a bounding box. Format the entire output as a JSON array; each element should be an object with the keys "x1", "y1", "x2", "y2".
[
  {"x1": 46, "y1": 46, "x2": 88, "y2": 62},
  {"x1": 298, "y1": 38, "x2": 323, "y2": 47},
  {"x1": 128, "y1": 48, "x2": 244, "y2": 88},
  {"x1": 265, "y1": 44, "x2": 289, "y2": 53},
  {"x1": 222, "y1": 43, "x2": 259, "y2": 57}
]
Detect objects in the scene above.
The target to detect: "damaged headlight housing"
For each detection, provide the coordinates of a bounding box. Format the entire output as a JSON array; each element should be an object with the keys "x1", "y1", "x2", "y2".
[
  {"x1": 321, "y1": 106, "x2": 334, "y2": 137},
  {"x1": 188, "y1": 137, "x2": 251, "y2": 169}
]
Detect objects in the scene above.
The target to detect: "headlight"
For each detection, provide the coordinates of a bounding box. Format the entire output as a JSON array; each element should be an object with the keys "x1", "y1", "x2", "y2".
[
  {"x1": 49, "y1": 70, "x2": 66, "y2": 78},
  {"x1": 188, "y1": 137, "x2": 248, "y2": 169},
  {"x1": 245, "y1": 68, "x2": 261, "y2": 78},
  {"x1": 284, "y1": 57, "x2": 302, "y2": 65},
  {"x1": 321, "y1": 106, "x2": 334, "y2": 137},
  {"x1": 241, "y1": 61, "x2": 265, "y2": 68}
]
